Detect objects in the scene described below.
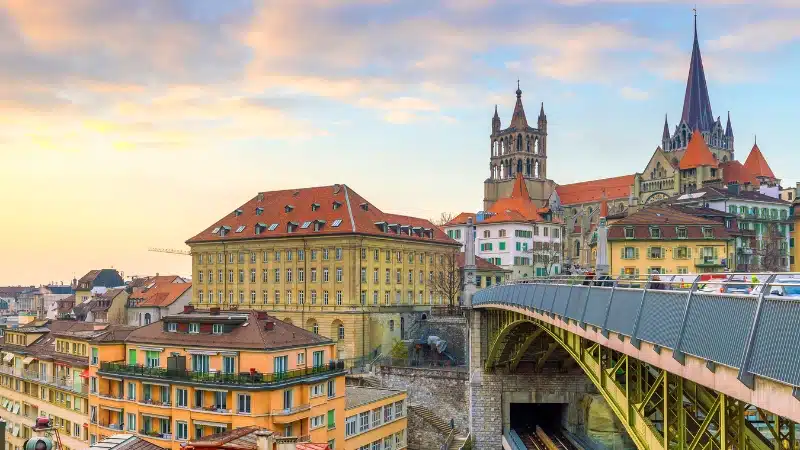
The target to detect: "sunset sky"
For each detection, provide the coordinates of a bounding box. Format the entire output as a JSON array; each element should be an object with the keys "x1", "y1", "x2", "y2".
[{"x1": 1, "y1": 0, "x2": 798, "y2": 285}]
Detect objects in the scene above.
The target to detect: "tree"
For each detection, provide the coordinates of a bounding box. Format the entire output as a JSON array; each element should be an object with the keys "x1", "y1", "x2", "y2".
[
  {"x1": 432, "y1": 252, "x2": 463, "y2": 306},
  {"x1": 431, "y1": 212, "x2": 455, "y2": 227},
  {"x1": 755, "y1": 223, "x2": 788, "y2": 272}
]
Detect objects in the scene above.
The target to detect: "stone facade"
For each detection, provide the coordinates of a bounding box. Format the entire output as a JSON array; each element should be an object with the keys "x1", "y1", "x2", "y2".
[{"x1": 411, "y1": 315, "x2": 469, "y2": 362}]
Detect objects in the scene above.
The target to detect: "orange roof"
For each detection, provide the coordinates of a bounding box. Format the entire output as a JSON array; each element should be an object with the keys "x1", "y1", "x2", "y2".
[
  {"x1": 444, "y1": 212, "x2": 476, "y2": 226},
  {"x1": 483, "y1": 173, "x2": 544, "y2": 223},
  {"x1": 456, "y1": 253, "x2": 509, "y2": 272},
  {"x1": 679, "y1": 130, "x2": 718, "y2": 169},
  {"x1": 187, "y1": 184, "x2": 455, "y2": 245},
  {"x1": 130, "y1": 282, "x2": 191, "y2": 307},
  {"x1": 743, "y1": 143, "x2": 775, "y2": 179},
  {"x1": 721, "y1": 160, "x2": 758, "y2": 185},
  {"x1": 556, "y1": 174, "x2": 634, "y2": 206}
]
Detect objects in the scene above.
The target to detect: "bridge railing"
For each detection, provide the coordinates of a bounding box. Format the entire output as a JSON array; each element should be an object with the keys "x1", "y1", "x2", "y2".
[{"x1": 473, "y1": 272, "x2": 800, "y2": 395}]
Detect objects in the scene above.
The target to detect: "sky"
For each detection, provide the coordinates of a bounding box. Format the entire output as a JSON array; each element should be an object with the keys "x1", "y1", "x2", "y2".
[{"x1": 1, "y1": 0, "x2": 799, "y2": 285}]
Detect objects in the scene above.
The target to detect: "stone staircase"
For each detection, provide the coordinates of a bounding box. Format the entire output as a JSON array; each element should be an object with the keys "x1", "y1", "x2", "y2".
[
  {"x1": 449, "y1": 435, "x2": 468, "y2": 450},
  {"x1": 409, "y1": 404, "x2": 470, "y2": 449}
]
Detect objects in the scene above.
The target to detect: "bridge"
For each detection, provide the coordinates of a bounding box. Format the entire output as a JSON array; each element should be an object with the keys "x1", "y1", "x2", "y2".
[{"x1": 466, "y1": 274, "x2": 800, "y2": 450}]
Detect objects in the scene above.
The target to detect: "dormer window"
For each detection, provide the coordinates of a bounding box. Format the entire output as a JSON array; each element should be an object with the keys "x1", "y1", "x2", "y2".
[
  {"x1": 212, "y1": 324, "x2": 223, "y2": 335},
  {"x1": 234, "y1": 209, "x2": 243, "y2": 217},
  {"x1": 219, "y1": 226, "x2": 231, "y2": 237},
  {"x1": 285, "y1": 205, "x2": 294, "y2": 213},
  {"x1": 313, "y1": 220, "x2": 326, "y2": 232},
  {"x1": 676, "y1": 227, "x2": 687, "y2": 239},
  {"x1": 311, "y1": 203, "x2": 320, "y2": 211},
  {"x1": 188, "y1": 323, "x2": 199, "y2": 334},
  {"x1": 255, "y1": 207, "x2": 264, "y2": 216},
  {"x1": 167, "y1": 323, "x2": 177, "y2": 333},
  {"x1": 332, "y1": 201, "x2": 342, "y2": 210},
  {"x1": 375, "y1": 221, "x2": 387, "y2": 233},
  {"x1": 702, "y1": 227, "x2": 714, "y2": 238},
  {"x1": 287, "y1": 222, "x2": 298, "y2": 233},
  {"x1": 235, "y1": 225, "x2": 246, "y2": 233},
  {"x1": 649, "y1": 227, "x2": 661, "y2": 238},
  {"x1": 255, "y1": 223, "x2": 267, "y2": 235},
  {"x1": 360, "y1": 202, "x2": 369, "y2": 211},
  {"x1": 624, "y1": 227, "x2": 634, "y2": 239}
]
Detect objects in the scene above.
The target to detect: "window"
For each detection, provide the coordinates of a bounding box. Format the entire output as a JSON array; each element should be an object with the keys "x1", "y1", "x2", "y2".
[
  {"x1": 237, "y1": 394, "x2": 251, "y2": 414},
  {"x1": 372, "y1": 408, "x2": 382, "y2": 428},
  {"x1": 127, "y1": 382, "x2": 136, "y2": 401},
  {"x1": 702, "y1": 227, "x2": 714, "y2": 238},
  {"x1": 674, "y1": 246, "x2": 690, "y2": 259},
  {"x1": 212, "y1": 324, "x2": 224, "y2": 335},
  {"x1": 127, "y1": 413, "x2": 136, "y2": 432},
  {"x1": 359, "y1": 411, "x2": 370, "y2": 432},
  {"x1": 313, "y1": 323, "x2": 319, "y2": 334},
  {"x1": 625, "y1": 227, "x2": 635, "y2": 239},
  {"x1": 311, "y1": 290, "x2": 317, "y2": 304},
  {"x1": 192, "y1": 354, "x2": 210, "y2": 373},
  {"x1": 311, "y1": 383, "x2": 325, "y2": 397},
  {"x1": 480, "y1": 243, "x2": 493, "y2": 251},
  {"x1": 299, "y1": 290, "x2": 305, "y2": 304},
  {"x1": 336, "y1": 268, "x2": 343, "y2": 282},
  {"x1": 621, "y1": 247, "x2": 638, "y2": 260},
  {"x1": 338, "y1": 324, "x2": 345, "y2": 340},
  {"x1": 396, "y1": 269, "x2": 401, "y2": 283},
  {"x1": 336, "y1": 290, "x2": 342, "y2": 305},
  {"x1": 274, "y1": 355, "x2": 288, "y2": 374},
  {"x1": 146, "y1": 350, "x2": 160, "y2": 368},
  {"x1": 275, "y1": 290, "x2": 281, "y2": 303},
  {"x1": 384, "y1": 403, "x2": 394, "y2": 422},
  {"x1": 91, "y1": 348, "x2": 98, "y2": 365},
  {"x1": 373, "y1": 291, "x2": 378, "y2": 305},
  {"x1": 90, "y1": 377, "x2": 97, "y2": 393},
  {"x1": 328, "y1": 379, "x2": 336, "y2": 398},
  {"x1": 676, "y1": 227, "x2": 688, "y2": 239},
  {"x1": 283, "y1": 389, "x2": 293, "y2": 409},
  {"x1": 176, "y1": 389, "x2": 187, "y2": 407},
  {"x1": 649, "y1": 227, "x2": 661, "y2": 238},
  {"x1": 648, "y1": 247, "x2": 664, "y2": 259},
  {"x1": 313, "y1": 350, "x2": 324, "y2": 367},
  {"x1": 168, "y1": 323, "x2": 177, "y2": 332},
  {"x1": 323, "y1": 290, "x2": 329, "y2": 305},
  {"x1": 222, "y1": 356, "x2": 235, "y2": 374},
  {"x1": 335, "y1": 248, "x2": 343, "y2": 260},
  {"x1": 323, "y1": 268, "x2": 329, "y2": 282},
  {"x1": 311, "y1": 415, "x2": 325, "y2": 429},
  {"x1": 176, "y1": 421, "x2": 188, "y2": 440},
  {"x1": 297, "y1": 352, "x2": 305, "y2": 366},
  {"x1": 274, "y1": 269, "x2": 280, "y2": 283},
  {"x1": 543, "y1": 227, "x2": 549, "y2": 237},
  {"x1": 287, "y1": 269, "x2": 293, "y2": 282},
  {"x1": 499, "y1": 229, "x2": 507, "y2": 237},
  {"x1": 328, "y1": 410, "x2": 336, "y2": 430},
  {"x1": 263, "y1": 290, "x2": 269, "y2": 303},
  {"x1": 189, "y1": 323, "x2": 199, "y2": 334},
  {"x1": 345, "y1": 416, "x2": 357, "y2": 437},
  {"x1": 395, "y1": 400, "x2": 404, "y2": 417},
  {"x1": 483, "y1": 230, "x2": 490, "y2": 238}
]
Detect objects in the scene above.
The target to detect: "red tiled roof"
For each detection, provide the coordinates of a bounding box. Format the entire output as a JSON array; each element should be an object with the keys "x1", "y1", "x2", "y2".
[
  {"x1": 721, "y1": 160, "x2": 758, "y2": 185},
  {"x1": 679, "y1": 130, "x2": 718, "y2": 169},
  {"x1": 556, "y1": 174, "x2": 635, "y2": 206},
  {"x1": 445, "y1": 212, "x2": 476, "y2": 226},
  {"x1": 186, "y1": 184, "x2": 456, "y2": 246},
  {"x1": 130, "y1": 282, "x2": 191, "y2": 307},
  {"x1": 78, "y1": 270, "x2": 101, "y2": 284},
  {"x1": 455, "y1": 253, "x2": 509, "y2": 272},
  {"x1": 483, "y1": 173, "x2": 545, "y2": 224},
  {"x1": 192, "y1": 425, "x2": 329, "y2": 450},
  {"x1": 743, "y1": 143, "x2": 775, "y2": 179},
  {"x1": 608, "y1": 206, "x2": 732, "y2": 240}
]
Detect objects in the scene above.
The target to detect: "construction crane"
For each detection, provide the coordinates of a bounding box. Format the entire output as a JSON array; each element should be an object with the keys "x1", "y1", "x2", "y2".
[{"x1": 148, "y1": 247, "x2": 191, "y2": 256}]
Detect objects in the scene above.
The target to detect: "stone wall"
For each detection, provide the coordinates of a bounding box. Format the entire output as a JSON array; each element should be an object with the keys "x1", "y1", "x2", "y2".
[
  {"x1": 411, "y1": 315, "x2": 468, "y2": 362},
  {"x1": 375, "y1": 365, "x2": 469, "y2": 431},
  {"x1": 408, "y1": 408, "x2": 447, "y2": 450}
]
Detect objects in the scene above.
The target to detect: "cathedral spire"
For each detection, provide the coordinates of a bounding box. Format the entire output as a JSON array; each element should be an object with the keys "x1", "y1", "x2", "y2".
[
  {"x1": 725, "y1": 111, "x2": 733, "y2": 137},
  {"x1": 681, "y1": 12, "x2": 714, "y2": 132},
  {"x1": 510, "y1": 81, "x2": 528, "y2": 129},
  {"x1": 662, "y1": 114, "x2": 670, "y2": 140}
]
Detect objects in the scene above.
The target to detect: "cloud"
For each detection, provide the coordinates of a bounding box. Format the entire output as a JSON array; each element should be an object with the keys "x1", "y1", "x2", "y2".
[
  {"x1": 707, "y1": 19, "x2": 800, "y2": 52},
  {"x1": 619, "y1": 86, "x2": 649, "y2": 100}
]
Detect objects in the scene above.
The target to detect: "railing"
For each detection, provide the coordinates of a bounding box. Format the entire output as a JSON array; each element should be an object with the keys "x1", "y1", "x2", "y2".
[
  {"x1": 139, "y1": 430, "x2": 172, "y2": 440},
  {"x1": 99, "y1": 360, "x2": 345, "y2": 386},
  {"x1": 271, "y1": 403, "x2": 311, "y2": 416},
  {"x1": 376, "y1": 356, "x2": 467, "y2": 370},
  {"x1": 98, "y1": 421, "x2": 124, "y2": 431},
  {"x1": 97, "y1": 392, "x2": 125, "y2": 401},
  {"x1": 441, "y1": 428, "x2": 456, "y2": 450},
  {"x1": 0, "y1": 365, "x2": 88, "y2": 394},
  {"x1": 430, "y1": 305, "x2": 464, "y2": 317},
  {"x1": 473, "y1": 272, "x2": 800, "y2": 391},
  {"x1": 695, "y1": 256, "x2": 724, "y2": 266}
]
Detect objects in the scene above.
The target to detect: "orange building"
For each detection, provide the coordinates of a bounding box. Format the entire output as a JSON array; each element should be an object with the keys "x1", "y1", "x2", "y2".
[{"x1": 88, "y1": 308, "x2": 350, "y2": 450}]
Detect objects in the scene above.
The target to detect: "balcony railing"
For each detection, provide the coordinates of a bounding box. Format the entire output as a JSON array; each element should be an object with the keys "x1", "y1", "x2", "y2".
[
  {"x1": 695, "y1": 256, "x2": 725, "y2": 266},
  {"x1": 98, "y1": 421, "x2": 124, "y2": 431},
  {"x1": 0, "y1": 365, "x2": 88, "y2": 394},
  {"x1": 271, "y1": 403, "x2": 311, "y2": 416},
  {"x1": 99, "y1": 360, "x2": 346, "y2": 387}
]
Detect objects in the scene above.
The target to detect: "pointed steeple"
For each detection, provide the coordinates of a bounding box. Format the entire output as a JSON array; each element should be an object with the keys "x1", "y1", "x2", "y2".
[
  {"x1": 679, "y1": 129, "x2": 718, "y2": 169},
  {"x1": 539, "y1": 102, "x2": 546, "y2": 121},
  {"x1": 681, "y1": 13, "x2": 714, "y2": 132},
  {"x1": 662, "y1": 114, "x2": 671, "y2": 140},
  {"x1": 492, "y1": 104, "x2": 501, "y2": 132},
  {"x1": 511, "y1": 171, "x2": 530, "y2": 199},
  {"x1": 744, "y1": 141, "x2": 776, "y2": 179},
  {"x1": 725, "y1": 111, "x2": 733, "y2": 137},
  {"x1": 510, "y1": 81, "x2": 528, "y2": 129}
]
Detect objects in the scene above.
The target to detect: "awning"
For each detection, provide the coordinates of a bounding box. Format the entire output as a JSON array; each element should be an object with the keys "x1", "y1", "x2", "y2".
[
  {"x1": 21, "y1": 357, "x2": 34, "y2": 365},
  {"x1": 141, "y1": 381, "x2": 170, "y2": 387},
  {"x1": 80, "y1": 369, "x2": 90, "y2": 378},
  {"x1": 192, "y1": 420, "x2": 229, "y2": 428},
  {"x1": 3, "y1": 353, "x2": 14, "y2": 363},
  {"x1": 100, "y1": 405, "x2": 122, "y2": 412},
  {"x1": 140, "y1": 412, "x2": 170, "y2": 419},
  {"x1": 196, "y1": 387, "x2": 228, "y2": 393},
  {"x1": 101, "y1": 376, "x2": 122, "y2": 381},
  {"x1": 187, "y1": 350, "x2": 217, "y2": 356}
]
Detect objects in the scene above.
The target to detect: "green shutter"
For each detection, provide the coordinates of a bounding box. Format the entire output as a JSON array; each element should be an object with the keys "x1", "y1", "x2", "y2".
[
  {"x1": 516, "y1": 242, "x2": 521, "y2": 251},
  {"x1": 620, "y1": 247, "x2": 625, "y2": 259},
  {"x1": 327, "y1": 410, "x2": 335, "y2": 430},
  {"x1": 128, "y1": 349, "x2": 136, "y2": 365},
  {"x1": 499, "y1": 242, "x2": 506, "y2": 251},
  {"x1": 634, "y1": 248, "x2": 640, "y2": 259}
]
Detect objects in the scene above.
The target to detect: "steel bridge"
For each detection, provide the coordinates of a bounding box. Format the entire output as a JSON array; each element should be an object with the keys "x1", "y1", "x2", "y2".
[{"x1": 470, "y1": 273, "x2": 800, "y2": 450}]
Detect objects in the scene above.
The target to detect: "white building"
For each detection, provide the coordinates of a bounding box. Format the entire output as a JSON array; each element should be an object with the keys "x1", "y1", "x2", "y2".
[{"x1": 445, "y1": 174, "x2": 564, "y2": 279}]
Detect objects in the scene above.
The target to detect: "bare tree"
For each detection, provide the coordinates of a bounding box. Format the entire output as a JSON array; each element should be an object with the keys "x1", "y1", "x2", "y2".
[
  {"x1": 432, "y1": 252, "x2": 463, "y2": 306},
  {"x1": 431, "y1": 212, "x2": 455, "y2": 227},
  {"x1": 755, "y1": 223, "x2": 788, "y2": 272}
]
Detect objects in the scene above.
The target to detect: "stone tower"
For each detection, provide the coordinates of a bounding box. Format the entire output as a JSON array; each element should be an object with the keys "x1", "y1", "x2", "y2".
[{"x1": 483, "y1": 83, "x2": 555, "y2": 210}]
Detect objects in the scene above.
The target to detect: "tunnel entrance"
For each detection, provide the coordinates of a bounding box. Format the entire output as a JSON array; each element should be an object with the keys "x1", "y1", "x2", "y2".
[{"x1": 510, "y1": 402, "x2": 566, "y2": 433}]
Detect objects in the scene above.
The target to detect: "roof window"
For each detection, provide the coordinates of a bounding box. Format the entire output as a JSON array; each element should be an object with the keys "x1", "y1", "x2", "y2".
[
  {"x1": 256, "y1": 207, "x2": 264, "y2": 216},
  {"x1": 360, "y1": 202, "x2": 369, "y2": 211},
  {"x1": 311, "y1": 203, "x2": 320, "y2": 211},
  {"x1": 374, "y1": 221, "x2": 387, "y2": 233},
  {"x1": 211, "y1": 227, "x2": 220, "y2": 234},
  {"x1": 234, "y1": 209, "x2": 243, "y2": 217},
  {"x1": 332, "y1": 219, "x2": 342, "y2": 227},
  {"x1": 268, "y1": 223, "x2": 279, "y2": 231},
  {"x1": 301, "y1": 221, "x2": 312, "y2": 229},
  {"x1": 332, "y1": 201, "x2": 342, "y2": 210},
  {"x1": 255, "y1": 223, "x2": 267, "y2": 235},
  {"x1": 287, "y1": 222, "x2": 298, "y2": 233},
  {"x1": 285, "y1": 205, "x2": 294, "y2": 213},
  {"x1": 235, "y1": 225, "x2": 246, "y2": 233}
]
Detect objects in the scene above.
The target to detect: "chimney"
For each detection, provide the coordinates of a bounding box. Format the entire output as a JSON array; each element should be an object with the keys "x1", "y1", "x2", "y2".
[
  {"x1": 275, "y1": 436, "x2": 298, "y2": 450},
  {"x1": 210, "y1": 307, "x2": 221, "y2": 315},
  {"x1": 728, "y1": 182, "x2": 740, "y2": 196},
  {"x1": 183, "y1": 305, "x2": 195, "y2": 314},
  {"x1": 264, "y1": 320, "x2": 275, "y2": 331},
  {"x1": 255, "y1": 430, "x2": 275, "y2": 450}
]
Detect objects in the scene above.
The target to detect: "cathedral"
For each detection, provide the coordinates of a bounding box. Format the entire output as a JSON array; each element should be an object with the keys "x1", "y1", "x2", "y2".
[{"x1": 482, "y1": 16, "x2": 782, "y2": 269}]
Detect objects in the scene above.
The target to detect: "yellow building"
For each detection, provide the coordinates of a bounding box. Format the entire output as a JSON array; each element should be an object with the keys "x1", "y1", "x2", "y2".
[
  {"x1": 791, "y1": 200, "x2": 798, "y2": 271},
  {"x1": 89, "y1": 308, "x2": 352, "y2": 450},
  {"x1": 607, "y1": 206, "x2": 734, "y2": 276},
  {"x1": 185, "y1": 184, "x2": 460, "y2": 360},
  {"x1": 0, "y1": 320, "x2": 98, "y2": 450},
  {"x1": 343, "y1": 387, "x2": 407, "y2": 450}
]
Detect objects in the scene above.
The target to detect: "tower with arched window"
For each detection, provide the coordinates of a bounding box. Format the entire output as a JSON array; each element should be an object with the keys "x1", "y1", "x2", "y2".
[{"x1": 484, "y1": 83, "x2": 554, "y2": 210}]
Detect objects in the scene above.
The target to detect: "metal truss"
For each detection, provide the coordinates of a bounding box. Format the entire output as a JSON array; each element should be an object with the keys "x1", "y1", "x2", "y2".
[{"x1": 483, "y1": 310, "x2": 799, "y2": 450}]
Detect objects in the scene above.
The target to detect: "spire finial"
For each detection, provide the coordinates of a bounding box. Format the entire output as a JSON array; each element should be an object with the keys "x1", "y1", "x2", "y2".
[{"x1": 515, "y1": 80, "x2": 522, "y2": 98}]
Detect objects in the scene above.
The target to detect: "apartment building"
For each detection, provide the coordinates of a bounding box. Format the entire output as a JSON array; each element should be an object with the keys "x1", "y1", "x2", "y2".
[{"x1": 343, "y1": 387, "x2": 407, "y2": 450}]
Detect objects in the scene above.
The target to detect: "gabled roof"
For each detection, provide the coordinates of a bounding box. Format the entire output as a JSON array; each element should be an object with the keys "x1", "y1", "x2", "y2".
[
  {"x1": 482, "y1": 173, "x2": 549, "y2": 224},
  {"x1": 444, "y1": 212, "x2": 476, "y2": 227},
  {"x1": 679, "y1": 130, "x2": 718, "y2": 169},
  {"x1": 743, "y1": 143, "x2": 776, "y2": 179},
  {"x1": 130, "y1": 282, "x2": 191, "y2": 308},
  {"x1": 556, "y1": 174, "x2": 635, "y2": 206},
  {"x1": 186, "y1": 184, "x2": 455, "y2": 246},
  {"x1": 608, "y1": 206, "x2": 732, "y2": 240},
  {"x1": 455, "y1": 253, "x2": 509, "y2": 272},
  {"x1": 720, "y1": 160, "x2": 758, "y2": 185}
]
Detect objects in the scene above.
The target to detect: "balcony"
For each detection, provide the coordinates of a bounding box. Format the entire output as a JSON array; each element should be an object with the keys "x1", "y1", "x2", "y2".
[
  {"x1": 695, "y1": 256, "x2": 725, "y2": 267},
  {"x1": 98, "y1": 421, "x2": 125, "y2": 432},
  {"x1": 271, "y1": 403, "x2": 311, "y2": 416},
  {"x1": 139, "y1": 430, "x2": 172, "y2": 440},
  {"x1": 98, "y1": 360, "x2": 346, "y2": 388},
  {"x1": 0, "y1": 365, "x2": 88, "y2": 395},
  {"x1": 270, "y1": 403, "x2": 311, "y2": 424}
]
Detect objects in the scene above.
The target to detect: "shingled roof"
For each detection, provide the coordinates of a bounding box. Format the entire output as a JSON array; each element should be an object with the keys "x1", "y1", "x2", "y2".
[
  {"x1": 679, "y1": 129, "x2": 718, "y2": 169},
  {"x1": 743, "y1": 143, "x2": 776, "y2": 179},
  {"x1": 186, "y1": 184, "x2": 456, "y2": 246},
  {"x1": 556, "y1": 174, "x2": 635, "y2": 206}
]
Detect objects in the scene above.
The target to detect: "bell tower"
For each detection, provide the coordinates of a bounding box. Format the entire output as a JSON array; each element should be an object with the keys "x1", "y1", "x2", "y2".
[{"x1": 483, "y1": 82, "x2": 554, "y2": 210}]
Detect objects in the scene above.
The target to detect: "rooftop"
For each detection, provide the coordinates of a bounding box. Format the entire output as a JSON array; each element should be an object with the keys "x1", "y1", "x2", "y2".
[
  {"x1": 191, "y1": 426, "x2": 329, "y2": 450},
  {"x1": 129, "y1": 281, "x2": 191, "y2": 308},
  {"x1": 456, "y1": 253, "x2": 509, "y2": 272},
  {"x1": 679, "y1": 129, "x2": 718, "y2": 169},
  {"x1": 89, "y1": 434, "x2": 166, "y2": 450},
  {"x1": 608, "y1": 206, "x2": 732, "y2": 240},
  {"x1": 186, "y1": 184, "x2": 456, "y2": 246},
  {"x1": 345, "y1": 386, "x2": 405, "y2": 410},
  {"x1": 556, "y1": 174, "x2": 635, "y2": 206},
  {"x1": 672, "y1": 186, "x2": 790, "y2": 205},
  {"x1": 743, "y1": 143, "x2": 776, "y2": 179}
]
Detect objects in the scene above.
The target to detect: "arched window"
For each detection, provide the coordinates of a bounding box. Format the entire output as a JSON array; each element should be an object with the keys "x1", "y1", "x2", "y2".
[
  {"x1": 526, "y1": 136, "x2": 531, "y2": 152},
  {"x1": 526, "y1": 159, "x2": 531, "y2": 175},
  {"x1": 144, "y1": 313, "x2": 151, "y2": 325},
  {"x1": 574, "y1": 240, "x2": 581, "y2": 258},
  {"x1": 534, "y1": 160, "x2": 540, "y2": 178},
  {"x1": 338, "y1": 325, "x2": 345, "y2": 340},
  {"x1": 534, "y1": 138, "x2": 539, "y2": 155},
  {"x1": 517, "y1": 135, "x2": 522, "y2": 151},
  {"x1": 722, "y1": 155, "x2": 728, "y2": 162},
  {"x1": 517, "y1": 159, "x2": 523, "y2": 174}
]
